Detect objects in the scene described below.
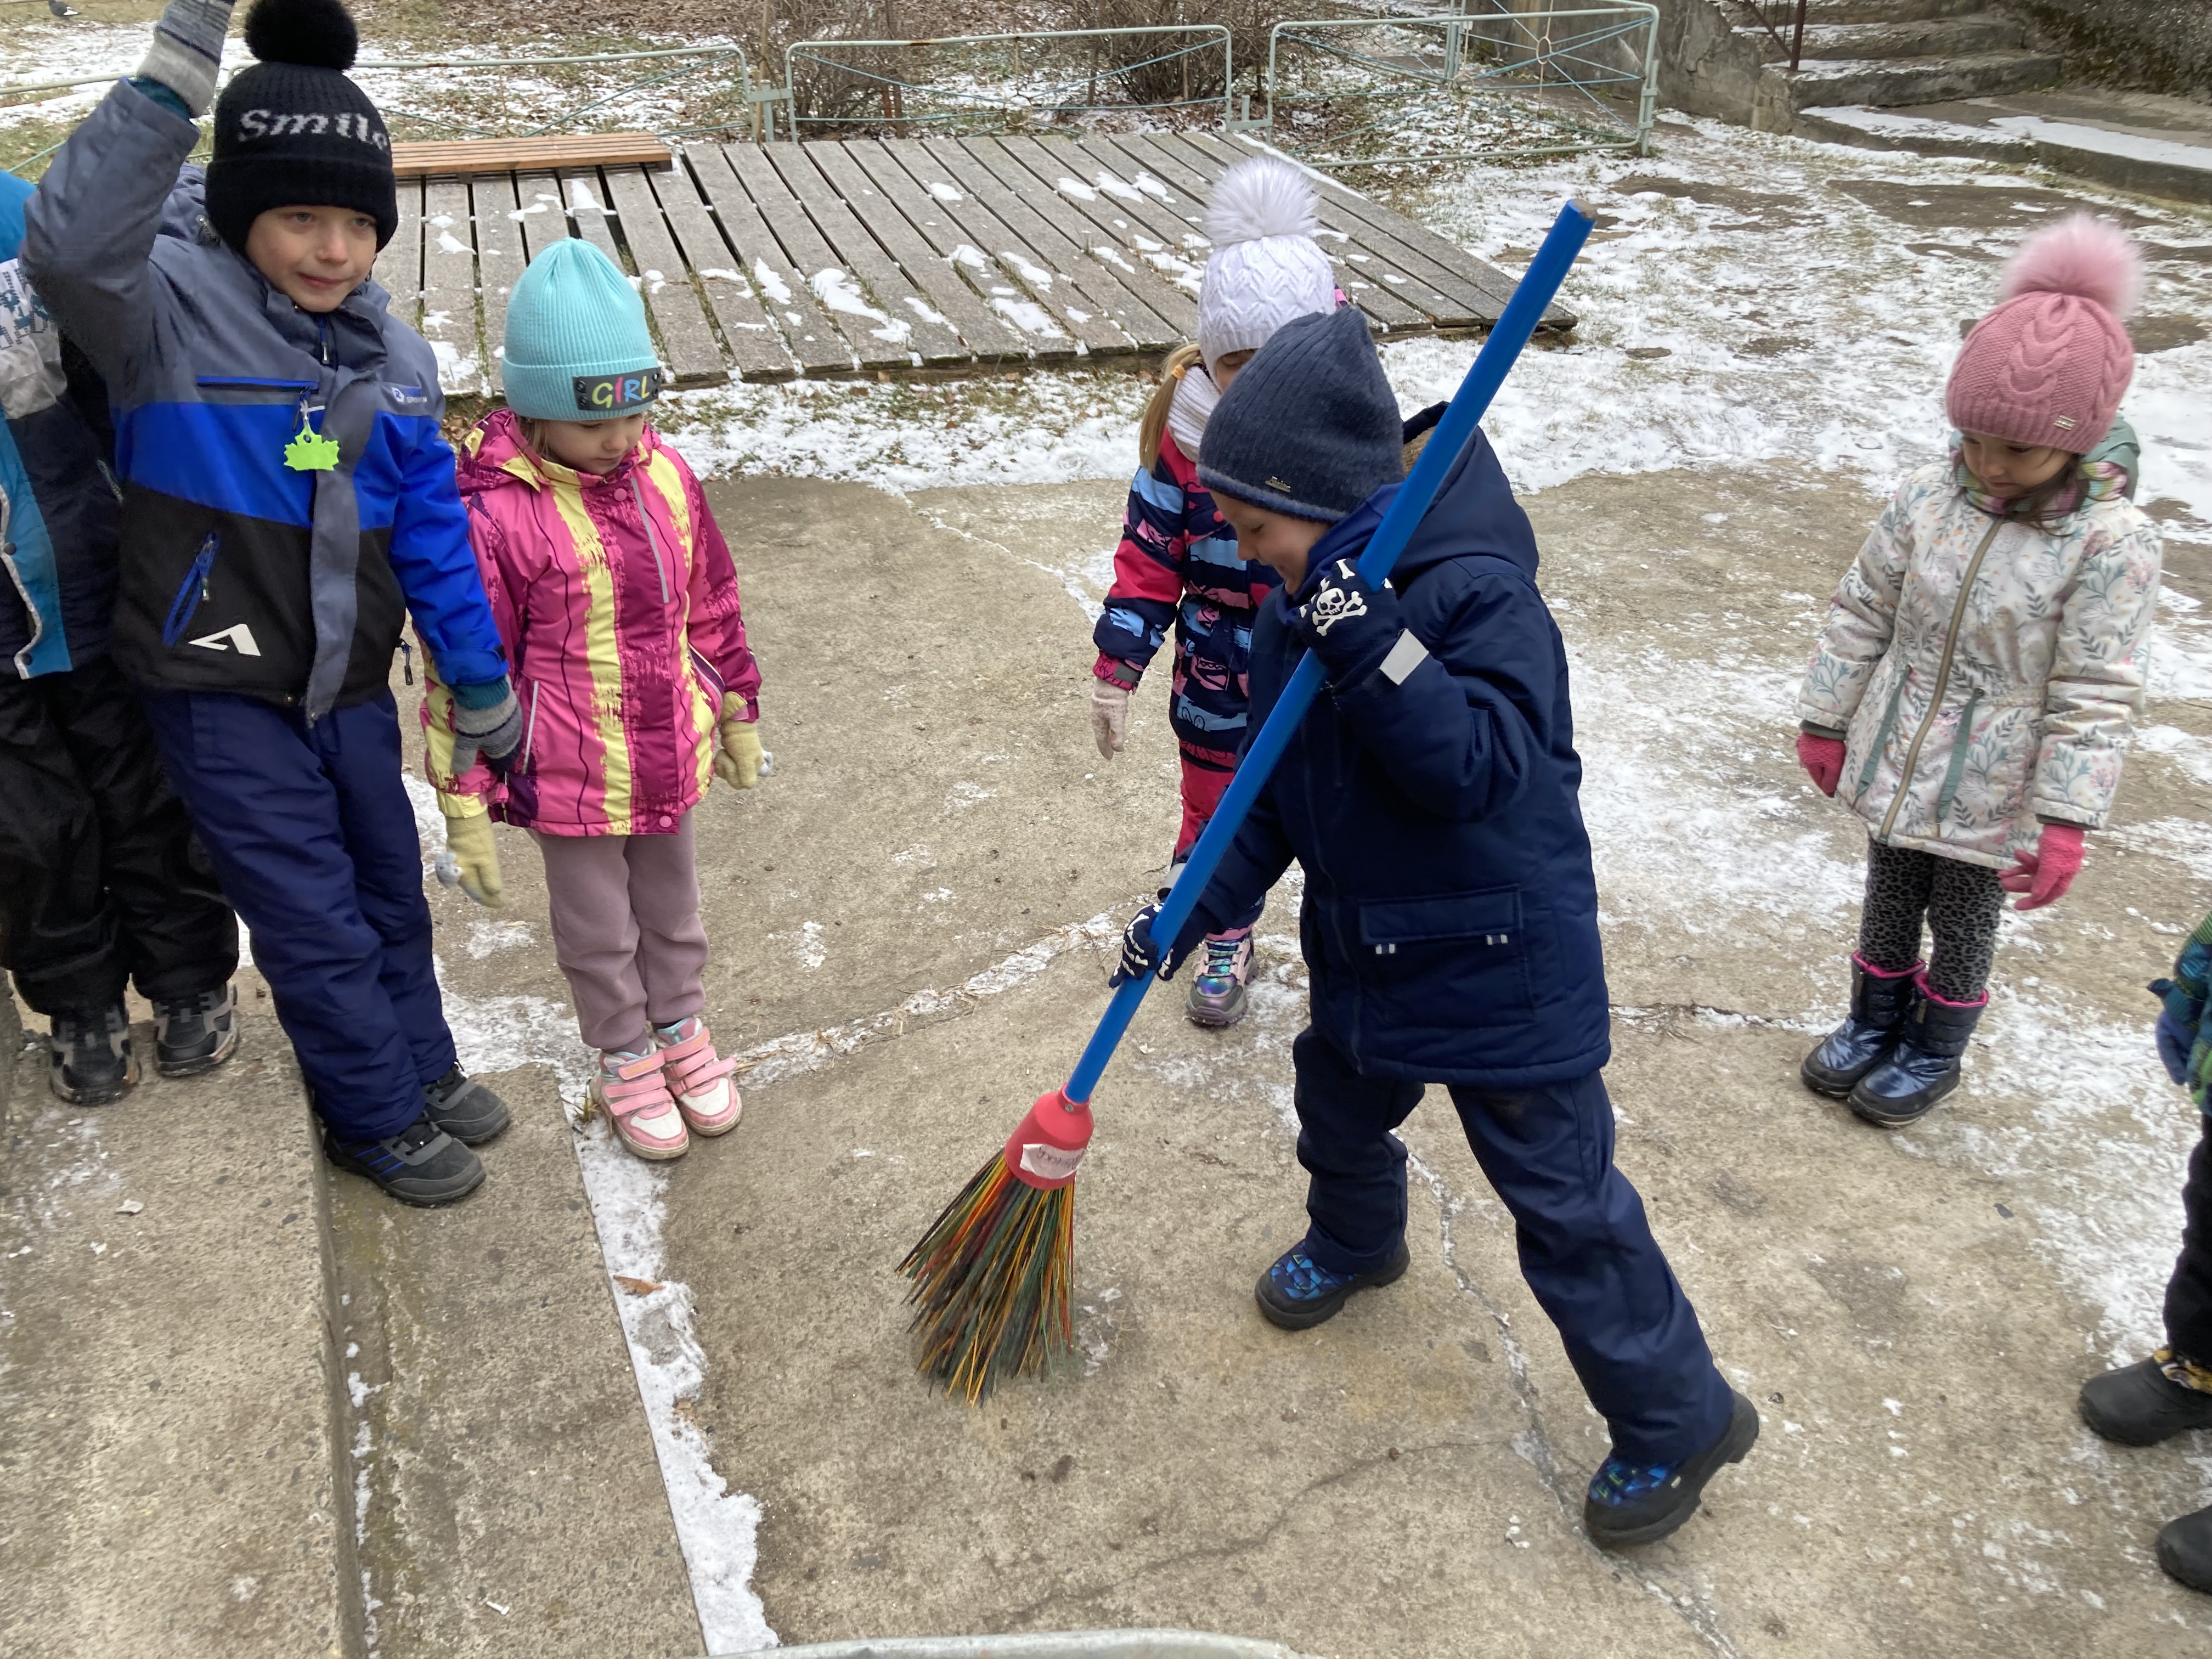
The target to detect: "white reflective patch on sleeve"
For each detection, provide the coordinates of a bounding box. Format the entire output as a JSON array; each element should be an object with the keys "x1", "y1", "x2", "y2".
[{"x1": 1379, "y1": 630, "x2": 1429, "y2": 686}]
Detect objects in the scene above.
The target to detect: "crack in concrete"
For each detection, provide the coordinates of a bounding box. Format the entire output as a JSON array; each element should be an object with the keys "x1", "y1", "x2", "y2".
[
  {"x1": 988, "y1": 1436, "x2": 1499, "y2": 1629},
  {"x1": 1406, "y1": 1150, "x2": 1750, "y2": 1659}
]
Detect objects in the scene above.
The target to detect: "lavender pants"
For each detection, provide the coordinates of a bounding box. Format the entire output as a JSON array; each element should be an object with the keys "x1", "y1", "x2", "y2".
[{"x1": 533, "y1": 813, "x2": 708, "y2": 1054}]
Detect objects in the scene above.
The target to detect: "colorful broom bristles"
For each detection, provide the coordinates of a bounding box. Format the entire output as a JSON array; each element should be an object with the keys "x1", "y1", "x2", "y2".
[{"x1": 899, "y1": 1090, "x2": 1093, "y2": 1401}]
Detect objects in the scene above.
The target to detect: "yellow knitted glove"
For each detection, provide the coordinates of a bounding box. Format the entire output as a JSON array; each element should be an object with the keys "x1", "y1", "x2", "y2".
[
  {"x1": 440, "y1": 806, "x2": 505, "y2": 909},
  {"x1": 715, "y1": 695, "x2": 762, "y2": 790}
]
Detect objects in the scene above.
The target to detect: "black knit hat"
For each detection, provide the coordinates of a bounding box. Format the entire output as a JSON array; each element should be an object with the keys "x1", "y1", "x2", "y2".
[
  {"x1": 205, "y1": 0, "x2": 397, "y2": 254},
  {"x1": 1198, "y1": 305, "x2": 1403, "y2": 523}
]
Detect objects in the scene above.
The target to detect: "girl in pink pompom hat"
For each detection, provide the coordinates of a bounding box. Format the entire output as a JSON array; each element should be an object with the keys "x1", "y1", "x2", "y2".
[{"x1": 1793, "y1": 213, "x2": 2163, "y2": 1131}]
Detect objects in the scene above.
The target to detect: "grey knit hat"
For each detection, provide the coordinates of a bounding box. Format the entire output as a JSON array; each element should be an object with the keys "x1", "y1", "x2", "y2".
[{"x1": 1198, "y1": 305, "x2": 1402, "y2": 523}]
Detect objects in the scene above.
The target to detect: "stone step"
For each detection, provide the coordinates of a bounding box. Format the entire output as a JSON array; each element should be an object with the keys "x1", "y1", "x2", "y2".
[
  {"x1": 1735, "y1": 12, "x2": 2026, "y2": 63},
  {"x1": 0, "y1": 1001, "x2": 366, "y2": 1659},
  {"x1": 1796, "y1": 98, "x2": 2212, "y2": 205},
  {"x1": 1785, "y1": 0, "x2": 1990, "y2": 21},
  {"x1": 1778, "y1": 48, "x2": 2063, "y2": 110}
]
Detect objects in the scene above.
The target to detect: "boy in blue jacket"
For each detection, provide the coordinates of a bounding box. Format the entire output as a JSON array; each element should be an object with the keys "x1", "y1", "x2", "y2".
[
  {"x1": 25, "y1": 0, "x2": 523, "y2": 1204},
  {"x1": 1115, "y1": 306, "x2": 1757, "y2": 1548},
  {"x1": 1, "y1": 171, "x2": 238, "y2": 1103}
]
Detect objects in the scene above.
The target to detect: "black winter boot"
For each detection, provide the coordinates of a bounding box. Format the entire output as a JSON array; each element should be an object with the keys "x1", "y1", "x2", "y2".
[
  {"x1": 322, "y1": 1113, "x2": 484, "y2": 1207},
  {"x1": 1801, "y1": 955, "x2": 1920, "y2": 1097},
  {"x1": 49, "y1": 1003, "x2": 137, "y2": 1105},
  {"x1": 2159, "y1": 1506, "x2": 2212, "y2": 1595},
  {"x1": 422, "y1": 1065, "x2": 511, "y2": 1146},
  {"x1": 153, "y1": 983, "x2": 238, "y2": 1078},
  {"x1": 2078, "y1": 1356, "x2": 2212, "y2": 1446},
  {"x1": 1584, "y1": 1390, "x2": 1762, "y2": 1549},
  {"x1": 1848, "y1": 974, "x2": 1985, "y2": 1128}
]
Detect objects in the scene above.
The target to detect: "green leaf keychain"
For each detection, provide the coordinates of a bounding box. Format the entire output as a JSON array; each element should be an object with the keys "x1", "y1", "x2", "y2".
[{"x1": 284, "y1": 416, "x2": 340, "y2": 472}]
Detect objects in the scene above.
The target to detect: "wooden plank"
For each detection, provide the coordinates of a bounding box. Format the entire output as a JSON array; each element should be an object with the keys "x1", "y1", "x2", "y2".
[
  {"x1": 764, "y1": 142, "x2": 973, "y2": 366},
  {"x1": 889, "y1": 137, "x2": 1158, "y2": 355},
  {"x1": 1177, "y1": 133, "x2": 1549, "y2": 329},
  {"x1": 1107, "y1": 131, "x2": 1440, "y2": 333},
  {"x1": 845, "y1": 140, "x2": 1101, "y2": 362},
  {"x1": 470, "y1": 173, "x2": 526, "y2": 393},
  {"x1": 600, "y1": 163, "x2": 730, "y2": 386},
  {"x1": 374, "y1": 174, "x2": 424, "y2": 328},
  {"x1": 651, "y1": 156, "x2": 797, "y2": 384},
  {"x1": 393, "y1": 133, "x2": 670, "y2": 179},
  {"x1": 718, "y1": 143, "x2": 910, "y2": 372},
  {"x1": 980, "y1": 135, "x2": 1201, "y2": 338},
  {"x1": 559, "y1": 170, "x2": 628, "y2": 275},
  {"x1": 802, "y1": 140, "x2": 1042, "y2": 366},
  {"x1": 419, "y1": 177, "x2": 486, "y2": 396},
  {"x1": 927, "y1": 137, "x2": 1181, "y2": 351},
  {"x1": 685, "y1": 145, "x2": 854, "y2": 377},
  {"x1": 512, "y1": 172, "x2": 571, "y2": 257},
  {"x1": 1048, "y1": 134, "x2": 1214, "y2": 280}
]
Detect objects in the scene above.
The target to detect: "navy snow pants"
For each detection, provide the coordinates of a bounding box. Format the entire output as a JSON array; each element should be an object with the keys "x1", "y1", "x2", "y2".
[
  {"x1": 141, "y1": 688, "x2": 454, "y2": 1139},
  {"x1": 1290, "y1": 1024, "x2": 1733, "y2": 1465}
]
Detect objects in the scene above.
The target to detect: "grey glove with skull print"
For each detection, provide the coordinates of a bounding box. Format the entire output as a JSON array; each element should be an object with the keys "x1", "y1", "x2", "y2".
[{"x1": 1289, "y1": 556, "x2": 1409, "y2": 688}]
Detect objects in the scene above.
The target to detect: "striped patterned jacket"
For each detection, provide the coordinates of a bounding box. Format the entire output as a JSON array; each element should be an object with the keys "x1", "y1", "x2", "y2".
[
  {"x1": 1092, "y1": 430, "x2": 1280, "y2": 761},
  {"x1": 424, "y1": 409, "x2": 759, "y2": 836}
]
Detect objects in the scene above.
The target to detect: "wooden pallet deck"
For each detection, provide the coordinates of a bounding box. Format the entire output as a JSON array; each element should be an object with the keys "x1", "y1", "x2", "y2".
[{"x1": 375, "y1": 133, "x2": 1573, "y2": 396}]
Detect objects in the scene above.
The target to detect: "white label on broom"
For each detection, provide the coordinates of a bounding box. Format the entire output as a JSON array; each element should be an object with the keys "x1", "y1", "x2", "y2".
[{"x1": 1019, "y1": 1141, "x2": 1086, "y2": 1182}]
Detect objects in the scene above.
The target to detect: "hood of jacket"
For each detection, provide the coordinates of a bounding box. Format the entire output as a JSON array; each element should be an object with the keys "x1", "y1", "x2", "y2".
[
  {"x1": 458, "y1": 405, "x2": 656, "y2": 501},
  {"x1": 1291, "y1": 424, "x2": 1536, "y2": 604}
]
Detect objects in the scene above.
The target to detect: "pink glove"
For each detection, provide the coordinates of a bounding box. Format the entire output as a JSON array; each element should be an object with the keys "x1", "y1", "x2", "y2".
[
  {"x1": 2000, "y1": 823, "x2": 2085, "y2": 911},
  {"x1": 1797, "y1": 732, "x2": 1846, "y2": 797}
]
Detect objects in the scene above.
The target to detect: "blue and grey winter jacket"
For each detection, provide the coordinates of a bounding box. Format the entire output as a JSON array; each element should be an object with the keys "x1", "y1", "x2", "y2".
[
  {"x1": 1, "y1": 171, "x2": 123, "y2": 680},
  {"x1": 1191, "y1": 426, "x2": 1611, "y2": 1087},
  {"x1": 22, "y1": 82, "x2": 505, "y2": 715}
]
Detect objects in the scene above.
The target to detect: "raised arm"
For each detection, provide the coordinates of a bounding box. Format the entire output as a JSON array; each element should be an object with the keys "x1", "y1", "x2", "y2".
[{"x1": 21, "y1": 0, "x2": 236, "y2": 387}]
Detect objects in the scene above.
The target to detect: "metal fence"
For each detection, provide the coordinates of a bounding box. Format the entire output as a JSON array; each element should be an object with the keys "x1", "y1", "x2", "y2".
[
  {"x1": 781, "y1": 26, "x2": 1236, "y2": 139},
  {"x1": 1256, "y1": 2, "x2": 1658, "y2": 167}
]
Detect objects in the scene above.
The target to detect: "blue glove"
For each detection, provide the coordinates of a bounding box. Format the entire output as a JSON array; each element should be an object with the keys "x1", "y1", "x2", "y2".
[
  {"x1": 1289, "y1": 557, "x2": 1414, "y2": 688},
  {"x1": 1109, "y1": 897, "x2": 1204, "y2": 986}
]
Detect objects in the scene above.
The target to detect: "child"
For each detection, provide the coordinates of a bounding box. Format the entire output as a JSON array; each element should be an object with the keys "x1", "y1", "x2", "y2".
[
  {"x1": 423, "y1": 239, "x2": 761, "y2": 1164},
  {"x1": 1797, "y1": 217, "x2": 2163, "y2": 1128},
  {"x1": 1, "y1": 168, "x2": 239, "y2": 1103},
  {"x1": 1115, "y1": 306, "x2": 1757, "y2": 1549},
  {"x1": 25, "y1": 0, "x2": 524, "y2": 1205},
  {"x1": 1088, "y1": 156, "x2": 1334, "y2": 1028},
  {"x1": 2074, "y1": 914, "x2": 2212, "y2": 1595}
]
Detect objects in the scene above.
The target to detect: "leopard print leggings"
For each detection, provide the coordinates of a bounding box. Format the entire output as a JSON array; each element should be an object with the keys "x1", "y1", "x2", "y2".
[{"x1": 1857, "y1": 838, "x2": 2006, "y2": 1002}]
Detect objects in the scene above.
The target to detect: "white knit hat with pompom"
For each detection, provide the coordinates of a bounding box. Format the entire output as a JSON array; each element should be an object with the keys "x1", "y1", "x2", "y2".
[{"x1": 1194, "y1": 157, "x2": 1337, "y2": 377}]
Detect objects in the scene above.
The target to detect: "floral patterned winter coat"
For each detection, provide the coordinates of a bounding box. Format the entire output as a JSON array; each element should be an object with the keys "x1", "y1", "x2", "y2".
[{"x1": 1799, "y1": 453, "x2": 2164, "y2": 870}]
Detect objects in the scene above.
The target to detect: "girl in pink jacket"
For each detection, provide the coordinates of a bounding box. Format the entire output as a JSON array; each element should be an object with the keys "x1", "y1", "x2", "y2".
[{"x1": 425, "y1": 240, "x2": 763, "y2": 1161}]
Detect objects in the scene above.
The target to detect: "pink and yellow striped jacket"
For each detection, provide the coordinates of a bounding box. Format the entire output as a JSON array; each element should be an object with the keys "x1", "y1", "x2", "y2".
[{"x1": 422, "y1": 409, "x2": 760, "y2": 836}]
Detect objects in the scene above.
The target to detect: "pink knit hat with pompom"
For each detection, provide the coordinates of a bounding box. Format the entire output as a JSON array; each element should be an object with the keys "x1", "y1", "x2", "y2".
[{"x1": 1946, "y1": 215, "x2": 2143, "y2": 454}]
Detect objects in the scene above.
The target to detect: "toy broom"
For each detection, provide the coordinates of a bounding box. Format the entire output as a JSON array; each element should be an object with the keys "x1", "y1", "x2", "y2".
[{"x1": 900, "y1": 199, "x2": 1599, "y2": 1401}]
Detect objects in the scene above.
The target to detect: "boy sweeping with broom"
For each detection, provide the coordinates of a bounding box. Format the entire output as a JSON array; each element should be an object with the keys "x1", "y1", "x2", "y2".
[{"x1": 1112, "y1": 305, "x2": 1757, "y2": 1548}]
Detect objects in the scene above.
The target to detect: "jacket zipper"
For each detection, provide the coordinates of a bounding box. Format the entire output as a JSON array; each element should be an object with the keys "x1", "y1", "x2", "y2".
[
  {"x1": 160, "y1": 533, "x2": 221, "y2": 647},
  {"x1": 631, "y1": 478, "x2": 672, "y2": 605},
  {"x1": 518, "y1": 681, "x2": 541, "y2": 772},
  {"x1": 1876, "y1": 517, "x2": 2004, "y2": 843}
]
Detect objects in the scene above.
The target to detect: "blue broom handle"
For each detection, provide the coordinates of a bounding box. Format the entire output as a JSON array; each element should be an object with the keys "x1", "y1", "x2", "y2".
[{"x1": 1063, "y1": 199, "x2": 1596, "y2": 1108}]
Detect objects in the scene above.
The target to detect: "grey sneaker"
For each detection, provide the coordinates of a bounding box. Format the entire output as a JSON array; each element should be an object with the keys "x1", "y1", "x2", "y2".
[
  {"x1": 422, "y1": 1065, "x2": 512, "y2": 1146},
  {"x1": 1184, "y1": 932, "x2": 1254, "y2": 1028},
  {"x1": 153, "y1": 983, "x2": 239, "y2": 1077},
  {"x1": 49, "y1": 1003, "x2": 137, "y2": 1105}
]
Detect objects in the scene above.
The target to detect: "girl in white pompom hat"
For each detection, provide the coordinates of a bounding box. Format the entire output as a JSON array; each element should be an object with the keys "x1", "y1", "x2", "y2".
[{"x1": 1084, "y1": 155, "x2": 1338, "y2": 1030}]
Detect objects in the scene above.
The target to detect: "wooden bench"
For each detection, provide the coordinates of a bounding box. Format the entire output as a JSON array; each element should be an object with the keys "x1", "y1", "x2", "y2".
[{"x1": 390, "y1": 133, "x2": 673, "y2": 179}]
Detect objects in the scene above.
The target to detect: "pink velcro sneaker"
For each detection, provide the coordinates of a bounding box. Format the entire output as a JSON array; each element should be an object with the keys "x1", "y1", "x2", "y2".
[
  {"x1": 654, "y1": 1017, "x2": 742, "y2": 1137},
  {"x1": 592, "y1": 1046, "x2": 690, "y2": 1161}
]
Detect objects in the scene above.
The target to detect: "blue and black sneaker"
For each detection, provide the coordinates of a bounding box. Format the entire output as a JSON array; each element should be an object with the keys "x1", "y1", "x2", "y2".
[
  {"x1": 321, "y1": 1112, "x2": 484, "y2": 1207},
  {"x1": 1254, "y1": 1239, "x2": 1411, "y2": 1330},
  {"x1": 1584, "y1": 1390, "x2": 1760, "y2": 1549}
]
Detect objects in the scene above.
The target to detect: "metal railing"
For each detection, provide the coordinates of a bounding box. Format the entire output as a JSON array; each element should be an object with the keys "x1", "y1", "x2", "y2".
[
  {"x1": 782, "y1": 25, "x2": 1235, "y2": 137},
  {"x1": 1256, "y1": 2, "x2": 1658, "y2": 167},
  {"x1": 1734, "y1": 0, "x2": 1813, "y2": 72}
]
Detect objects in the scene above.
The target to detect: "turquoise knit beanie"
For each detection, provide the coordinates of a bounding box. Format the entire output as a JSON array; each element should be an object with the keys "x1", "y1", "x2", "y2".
[{"x1": 502, "y1": 240, "x2": 663, "y2": 422}]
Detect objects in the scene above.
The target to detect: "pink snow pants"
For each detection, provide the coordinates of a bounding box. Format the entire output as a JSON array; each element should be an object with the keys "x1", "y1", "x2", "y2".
[{"x1": 532, "y1": 812, "x2": 708, "y2": 1054}]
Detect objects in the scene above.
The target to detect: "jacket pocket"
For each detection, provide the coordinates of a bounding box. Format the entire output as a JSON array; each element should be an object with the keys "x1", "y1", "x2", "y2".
[
  {"x1": 1359, "y1": 888, "x2": 1523, "y2": 951},
  {"x1": 1853, "y1": 666, "x2": 1911, "y2": 800},
  {"x1": 160, "y1": 533, "x2": 220, "y2": 647},
  {"x1": 1932, "y1": 689, "x2": 1984, "y2": 828}
]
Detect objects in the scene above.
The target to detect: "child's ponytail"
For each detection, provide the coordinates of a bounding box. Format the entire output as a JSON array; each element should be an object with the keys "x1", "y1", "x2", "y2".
[{"x1": 1139, "y1": 342, "x2": 1205, "y2": 472}]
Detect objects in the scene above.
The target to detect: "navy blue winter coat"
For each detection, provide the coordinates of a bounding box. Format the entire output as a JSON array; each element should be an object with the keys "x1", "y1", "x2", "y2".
[{"x1": 1192, "y1": 426, "x2": 1611, "y2": 1087}]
